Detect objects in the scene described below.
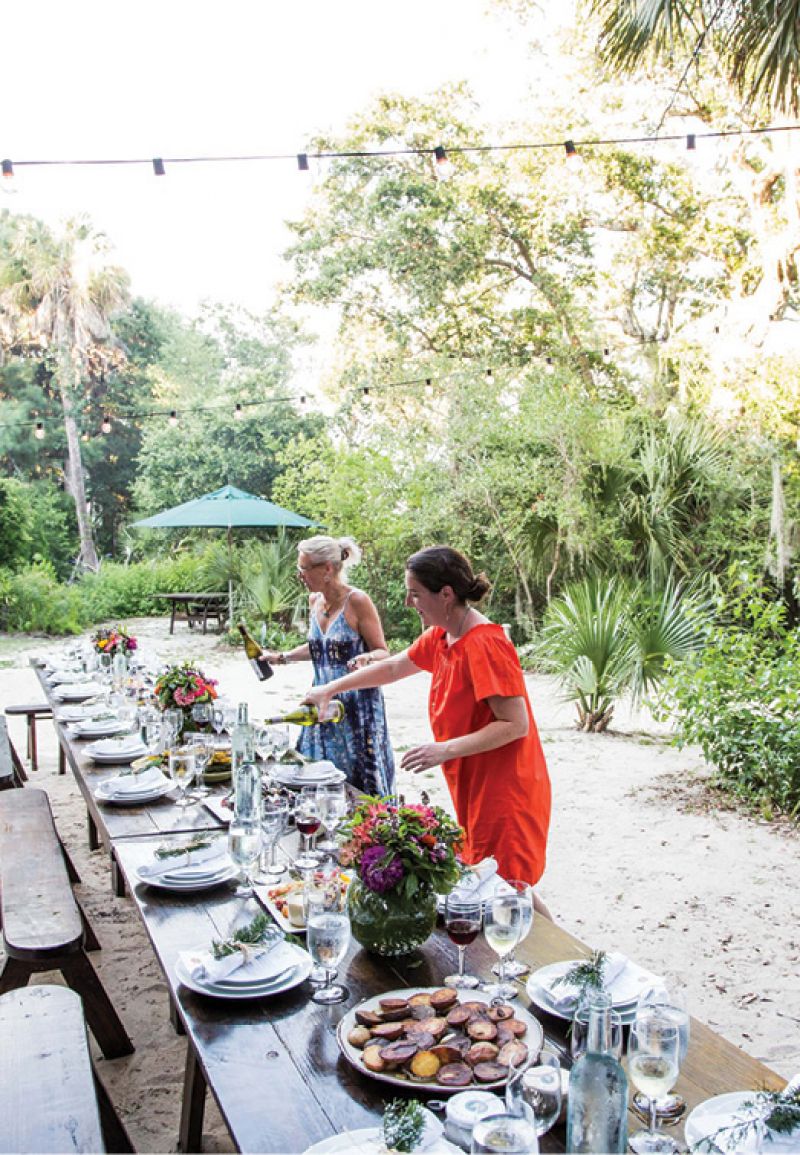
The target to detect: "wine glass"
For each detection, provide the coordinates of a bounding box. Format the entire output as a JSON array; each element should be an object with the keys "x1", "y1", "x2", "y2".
[
  {"x1": 268, "y1": 724, "x2": 290, "y2": 762},
  {"x1": 571, "y1": 1003, "x2": 623, "y2": 1062},
  {"x1": 211, "y1": 705, "x2": 226, "y2": 739},
  {"x1": 222, "y1": 703, "x2": 238, "y2": 737},
  {"x1": 627, "y1": 1010, "x2": 681, "y2": 1154},
  {"x1": 315, "y1": 782, "x2": 347, "y2": 855},
  {"x1": 163, "y1": 707, "x2": 184, "y2": 746},
  {"x1": 303, "y1": 859, "x2": 343, "y2": 984},
  {"x1": 306, "y1": 883, "x2": 350, "y2": 1005},
  {"x1": 483, "y1": 893, "x2": 522, "y2": 999},
  {"x1": 471, "y1": 1113, "x2": 539, "y2": 1154},
  {"x1": 521, "y1": 1051, "x2": 562, "y2": 1138},
  {"x1": 443, "y1": 894, "x2": 481, "y2": 989},
  {"x1": 168, "y1": 746, "x2": 197, "y2": 809},
  {"x1": 294, "y1": 786, "x2": 321, "y2": 870},
  {"x1": 633, "y1": 985, "x2": 690, "y2": 1120},
  {"x1": 191, "y1": 702, "x2": 212, "y2": 731},
  {"x1": 139, "y1": 707, "x2": 162, "y2": 756},
  {"x1": 495, "y1": 880, "x2": 534, "y2": 981},
  {"x1": 227, "y1": 817, "x2": 262, "y2": 899},
  {"x1": 255, "y1": 796, "x2": 289, "y2": 881},
  {"x1": 187, "y1": 733, "x2": 212, "y2": 799}
]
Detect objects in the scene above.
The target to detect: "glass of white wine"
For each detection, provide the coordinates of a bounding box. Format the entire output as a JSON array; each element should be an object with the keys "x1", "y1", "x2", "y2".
[
  {"x1": 627, "y1": 1011, "x2": 681, "y2": 1154},
  {"x1": 633, "y1": 984, "x2": 690, "y2": 1121},
  {"x1": 227, "y1": 817, "x2": 262, "y2": 899},
  {"x1": 471, "y1": 1112, "x2": 539, "y2": 1154},
  {"x1": 483, "y1": 893, "x2": 522, "y2": 999},
  {"x1": 492, "y1": 879, "x2": 533, "y2": 985},
  {"x1": 168, "y1": 746, "x2": 196, "y2": 808}
]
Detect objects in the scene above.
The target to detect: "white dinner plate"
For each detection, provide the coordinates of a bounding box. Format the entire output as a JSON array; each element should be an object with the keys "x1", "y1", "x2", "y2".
[
  {"x1": 85, "y1": 738, "x2": 148, "y2": 763},
  {"x1": 302, "y1": 1110, "x2": 453, "y2": 1155},
  {"x1": 526, "y1": 960, "x2": 645, "y2": 1020},
  {"x1": 73, "y1": 720, "x2": 130, "y2": 740},
  {"x1": 337, "y1": 987, "x2": 544, "y2": 1094},
  {"x1": 94, "y1": 780, "x2": 175, "y2": 806},
  {"x1": 271, "y1": 765, "x2": 346, "y2": 788},
  {"x1": 175, "y1": 943, "x2": 312, "y2": 999},
  {"x1": 56, "y1": 704, "x2": 106, "y2": 723},
  {"x1": 135, "y1": 862, "x2": 239, "y2": 892},
  {"x1": 684, "y1": 1091, "x2": 800, "y2": 1153},
  {"x1": 54, "y1": 682, "x2": 105, "y2": 701}
]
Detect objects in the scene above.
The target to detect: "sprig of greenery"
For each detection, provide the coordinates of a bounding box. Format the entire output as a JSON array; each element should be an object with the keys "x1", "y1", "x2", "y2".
[
  {"x1": 383, "y1": 1099, "x2": 426, "y2": 1152},
  {"x1": 211, "y1": 912, "x2": 282, "y2": 960},
  {"x1": 690, "y1": 1087, "x2": 800, "y2": 1152},
  {"x1": 553, "y1": 949, "x2": 607, "y2": 995},
  {"x1": 154, "y1": 836, "x2": 215, "y2": 860}
]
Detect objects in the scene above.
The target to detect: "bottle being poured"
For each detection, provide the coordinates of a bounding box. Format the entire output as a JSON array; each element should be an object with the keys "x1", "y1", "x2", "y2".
[
  {"x1": 237, "y1": 622, "x2": 274, "y2": 682},
  {"x1": 264, "y1": 701, "x2": 345, "y2": 727}
]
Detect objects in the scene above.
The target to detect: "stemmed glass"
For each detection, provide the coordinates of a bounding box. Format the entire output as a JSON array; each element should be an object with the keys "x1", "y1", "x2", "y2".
[
  {"x1": 191, "y1": 702, "x2": 212, "y2": 731},
  {"x1": 211, "y1": 706, "x2": 226, "y2": 740},
  {"x1": 443, "y1": 894, "x2": 481, "y2": 989},
  {"x1": 307, "y1": 879, "x2": 350, "y2": 1004},
  {"x1": 571, "y1": 1003, "x2": 623, "y2": 1062},
  {"x1": 315, "y1": 782, "x2": 347, "y2": 855},
  {"x1": 483, "y1": 893, "x2": 522, "y2": 999},
  {"x1": 494, "y1": 880, "x2": 534, "y2": 981},
  {"x1": 139, "y1": 707, "x2": 162, "y2": 756},
  {"x1": 227, "y1": 816, "x2": 262, "y2": 899},
  {"x1": 163, "y1": 708, "x2": 184, "y2": 746},
  {"x1": 255, "y1": 796, "x2": 289, "y2": 881},
  {"x1": 294, "y1": 787, "x2": 321, "y2": 870},
  {"x1": 471, "y1": 1113, "x2": 539, "y2": 1154},
  {"x1": 627, "y1": 1010, "x2": 681, "y2": 1154},
  {"x1": 632, "y1": 985, "x2": 690, "y2": 1121},
  {"x1": 269, "y1": 724, "x2": 290, "y2": 763},
  {"x1": 521, "y1": 1051, "x2": 563, "y2": 1138},
  {"x1": 187, "y1": 733, "x2": 212, "y2": 799},
  {"x1": 168, "y1": 746, "x2": 197, "y2": 809}
]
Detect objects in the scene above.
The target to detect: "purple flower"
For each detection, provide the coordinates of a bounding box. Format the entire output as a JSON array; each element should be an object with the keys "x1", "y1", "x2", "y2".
[{"x1": 361, "y1": 844, "x2": 404, "y2": 893}]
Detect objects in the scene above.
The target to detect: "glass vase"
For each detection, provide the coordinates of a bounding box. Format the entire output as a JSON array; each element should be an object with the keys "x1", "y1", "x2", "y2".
[{"x1": 347, "y1": 876, "x2": 437, "y2": 957}]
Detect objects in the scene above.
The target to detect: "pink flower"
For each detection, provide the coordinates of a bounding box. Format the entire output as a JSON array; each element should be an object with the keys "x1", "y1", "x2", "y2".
[{"x1": 173, "y1": 688, "x2": 190, "y2": 706}]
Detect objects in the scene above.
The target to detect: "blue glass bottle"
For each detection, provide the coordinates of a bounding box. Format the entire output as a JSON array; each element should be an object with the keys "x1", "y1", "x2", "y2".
[{"x1": 566, "y1": 993, "x2": 628, "y2": 1153}]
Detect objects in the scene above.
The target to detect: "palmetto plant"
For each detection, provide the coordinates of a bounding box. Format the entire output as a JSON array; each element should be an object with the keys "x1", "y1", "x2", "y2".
[
  {"x1": 238, "y1": 533, "x2": 302, "y2": 627},
  {"x1": 536, "y1": 574, "x2": 709, "y2": 731}
]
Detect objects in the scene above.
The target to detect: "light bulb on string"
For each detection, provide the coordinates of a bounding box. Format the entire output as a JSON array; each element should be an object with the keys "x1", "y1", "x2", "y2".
[
  {"x1": 101, "y1": 414, "x2": 112, "y2": 434},
  {"x1": 233, "y1": 402, "x2": 244, "y2": 420},
  {"x1": 564, "y1": 140, "x2": 583, "y2": 170},
  {"x1": 545, "y1": 357, "x2": 555, "y2": 375},
  {"x1": 168, "y1": 409, "x2": 179, "y2": 427},
  {"x1": 486, "y1": 367, "x2": 494, "y2": 382},
  {"x1": 424, "y1": 377, "x2": 434, "y2": 397},
  {"x1": 297, "y1": 153, "x2": 310, "y2": 172},
  {"x1": 1, "y1": 159, "x2": 17, "y2": 195},
  {"x1": 432, "y1": 145, "x2": 454, "y2": 181},
  {"x1": 152, "y1": 158, "x2": 166, "y2": 176},
  {"x1": 686, "y1": 134, "x2": 696, "y2": 151},
  {"x1": 602, "y1": 347, "x2": 611, "y2": 364},
  {"x1": 34, "y1": 420, "x2": 45, "y2": 440}
]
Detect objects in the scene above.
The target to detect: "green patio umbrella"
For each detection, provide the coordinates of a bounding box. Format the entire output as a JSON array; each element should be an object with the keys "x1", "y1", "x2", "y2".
[{"x1": 132, "y1": 484, "x2": 316, "y2": 623}]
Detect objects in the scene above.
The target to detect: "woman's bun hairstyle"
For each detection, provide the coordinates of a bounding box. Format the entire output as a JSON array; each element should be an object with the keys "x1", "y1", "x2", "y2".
[
  {"x1": 406, "y1": 545, "x2": 492, "y2": 604},
  {"x1": 298, "y1": 534, "x2": 362, "y2": 572}
]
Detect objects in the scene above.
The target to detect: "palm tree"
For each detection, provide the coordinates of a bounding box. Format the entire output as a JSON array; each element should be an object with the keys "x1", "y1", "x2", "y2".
[
  {"x1": 0, "y1": 215, "x2": 130, "y2": 572},
  {"x1": 584, "y1": 0, "x2": 800, "y2": 115}
]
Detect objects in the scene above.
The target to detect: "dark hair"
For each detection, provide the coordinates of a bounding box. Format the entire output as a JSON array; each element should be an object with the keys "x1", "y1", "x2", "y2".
[{"x1": 406, "y1": 546, "x2": 491, "y2": 604}]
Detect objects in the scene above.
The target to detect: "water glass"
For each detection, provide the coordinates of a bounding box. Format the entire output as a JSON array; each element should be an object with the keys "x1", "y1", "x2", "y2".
[
  {"x1": 315, "y1": 782, "x2": 347, "y2": 855},
  {"x1": 187, "y1": 733, "x2": 213, "y2": 798},
  {"x1": 471, "y1": 1113, "x2": 539, "y2": 1154},
  {"x1": 521, "y1": 1051, "x2": 562, "y2": 1137},
  {"x1": 306, "y1": 884, "x2": 350, "y2": 1005},
  {"x1": 228, "y1": 817, "x2": 262, "y2": 899},
  {"x1": 443, "y1": 894, "x2": 481, "y2": 989},
  {"x1": 256, "y1": 797, "x2": 289, "y2": 881},
  {"x1": 268, "y1": 724, "x2": 290, "y2": 761},
  {"x1": 168, "y1": 746, "x2": 196, "y2": 808},
  {"x1": 164, "y1": 707, "x2": 184, "y2": 746},
  {"x1": 483, "y1": 894, "x2": 522, "y2": 999},
  {"x1": 211, "y1": 706, "x2": 226, "y2": 737}
]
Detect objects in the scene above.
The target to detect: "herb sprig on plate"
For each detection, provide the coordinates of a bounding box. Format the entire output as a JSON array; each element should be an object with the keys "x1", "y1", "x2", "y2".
[
  {"x1": 154, "y1": 835, "x2": 215, "y2": 861},
  {"x1": 690, "y1": 1086, "x2": 800, "y2": 1152},
  {"x1": 211, "y1": 913, "x2": 282, "y2": 960},
  {"x1": 383, "y1": 1099, "x2": 426, "y2": 1152},
  {"x1": 553, "y1": 949, "x2": 607, "y2": 996}
]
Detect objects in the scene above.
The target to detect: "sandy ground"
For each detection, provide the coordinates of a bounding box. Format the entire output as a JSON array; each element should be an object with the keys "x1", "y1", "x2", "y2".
[{"x1": 1, "y1": 616, "x2": 798, "y2": 1152}]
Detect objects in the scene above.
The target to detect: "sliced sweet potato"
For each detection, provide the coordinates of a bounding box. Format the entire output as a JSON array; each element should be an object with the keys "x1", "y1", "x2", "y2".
[
  {"x1": 379, "y1": 1041, "x2": 419, "y2": 1067},
  {"x1": 429, "y1": 988, "x2": 459, "y2": 1011},
  {"x1": 408, "y1": 992, "x2": 433, "y2": 1006},
  {"x1": 466, "y1": 1018, "x2": 498, "y2": 1041},
  {"x1": 425, "y1": 1017, "x2": 448, "y2": 1041},
  {"x1": 445, "y1": 1005, "x2": 473, "y2": 1029},
  {"x1": 473, "y1": 1061, "x2": 508, "y2": 1083},
  {"x1": 466, "y1": 1041, "x2": 500, "y2": 1066},
  {"x1": 497, "y1": 1040, "x2": 529, "y2": 1068},
  {"x1": 378, "y1": 998, "x2": 411, "y2": 1021},
  {"x1": 460, "y1": 1001, "x2": 490, "y2": 1016},
  {"x1": 503, "y1": 1018, "x2": 528, "y2": 1038},
  {"x1": 495, "y1": 1024, "x2": 515, "y2": 1047},
  {"x1": 436, "y1": 1061, "x2": 473, "y2": 1087},
  {"x1": 410, "y1": 1003, "x2": 437, "y2": 1021},
  {"x1": 370, "y1": 1021, "x2": 406, "y2": 1041},
  {"x1": 355, "y1": 1008, "x2": 383, "y2": 1028},
  {"x1": 409, "y1": 1050, "x2": 441, "y2": 1079},
  {"x1": 406, "y1": 1031, "x2": 435, "y2": 1051},
  {"x1": 430, "y1": 1043, "x2": 466, "y2": 1066},
  {"x1": 362, "y1": 1045, "x2": 386, "y2": 1072},
  {"x1": 406, "y1": 1018, "x2": 438, "y2": 1036},
  {"x1": 347, "y1": 1025, "x2": 373, "y2": 1049},
  {"x1": 487, "y1": 1004, "x2": 515, "y2": 1022}
]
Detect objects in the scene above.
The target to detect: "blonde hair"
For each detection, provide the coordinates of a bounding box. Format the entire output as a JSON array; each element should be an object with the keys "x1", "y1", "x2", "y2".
[{"x1": 297, "y1": 534, "x2": 362, "y2": 574}]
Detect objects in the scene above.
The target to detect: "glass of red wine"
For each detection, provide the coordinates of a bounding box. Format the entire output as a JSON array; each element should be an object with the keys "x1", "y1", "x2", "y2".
[
  {"x1": 294, "y1": 786, "x2": 322, "y2": 871},
  {"x1": 443, "y1": 893, "x2": 482, "y2": 989}
]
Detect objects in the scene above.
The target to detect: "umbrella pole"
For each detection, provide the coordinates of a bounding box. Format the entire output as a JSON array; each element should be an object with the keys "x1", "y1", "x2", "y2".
[{"x1": 227, "y1": 528, "x2": 234, "y2": 628}]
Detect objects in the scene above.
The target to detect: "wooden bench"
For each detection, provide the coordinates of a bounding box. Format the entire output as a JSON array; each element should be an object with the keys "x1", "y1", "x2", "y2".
[
  {"x1": 4, "y1": 703, "x2": 56, "y2": 772},
  {"x1": 155, "y1": 592, "x2": 228, "y2": 634},
  {"x1": 0, "y1": 985, "x2": 134, "y2": 1153},
  {"x1": 0, "y1": 788, "x2": 134, "y2": 1060},
  {"x1": 0, "y1": 716, "x2": 27, "y2": 789}
]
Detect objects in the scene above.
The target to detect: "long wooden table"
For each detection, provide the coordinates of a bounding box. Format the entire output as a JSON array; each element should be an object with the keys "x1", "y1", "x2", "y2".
[{"x1": 111, "y1": 836, "x2": 785, "y2": 1154}]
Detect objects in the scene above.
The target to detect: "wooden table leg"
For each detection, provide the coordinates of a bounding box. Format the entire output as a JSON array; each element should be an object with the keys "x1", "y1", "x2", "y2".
[
  {"x1": 170, "y1": 601, "x2": 177, "y2": 634},
  {"x1": 111, "y1": 851, "x2": 126, "y2": 898},
  {"x1": 169, "y1": 993, "x2": 186, "y2": 1035},
  {"x1": 88, "y1": 812, "x2": 99, "y2": 851},
  {"x1": 61, "y1": 952, "x2": 134, "y2": 1060},
  {"x1": 179, "y1": 1043, "x2": 207, "y2": 1153}
]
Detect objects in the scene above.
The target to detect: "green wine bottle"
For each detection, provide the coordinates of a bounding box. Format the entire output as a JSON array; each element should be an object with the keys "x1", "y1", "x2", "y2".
[{"x1": 264, "y1": 701, "x2": 345, "y2": 726}]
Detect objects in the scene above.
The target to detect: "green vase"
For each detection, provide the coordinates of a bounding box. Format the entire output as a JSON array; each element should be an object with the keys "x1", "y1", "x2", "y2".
[{"x1": 347, "y1": 876, "x2": 437, "y2": 957}]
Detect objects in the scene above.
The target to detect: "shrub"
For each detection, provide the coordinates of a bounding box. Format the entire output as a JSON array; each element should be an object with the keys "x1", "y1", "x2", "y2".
[
  {"x1": 0, "y1": 560, "x2": 87, "y2": 634},
  {"x1": 660, "y1": 588, "x2": 800, "y2": 817},
  {"x1": 77, "y1": 555, "x2": 207, "y2": 619}
]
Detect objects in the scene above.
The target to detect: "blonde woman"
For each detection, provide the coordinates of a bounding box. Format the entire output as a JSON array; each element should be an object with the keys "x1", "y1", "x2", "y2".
[{"x1": 263, "y1": 535, "x2": 395, "y2": 795}]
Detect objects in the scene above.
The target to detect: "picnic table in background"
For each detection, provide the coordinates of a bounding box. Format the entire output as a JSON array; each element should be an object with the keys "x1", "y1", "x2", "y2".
[{"x1": 155, "y1": 593, "x2": 229, "y2": 635}]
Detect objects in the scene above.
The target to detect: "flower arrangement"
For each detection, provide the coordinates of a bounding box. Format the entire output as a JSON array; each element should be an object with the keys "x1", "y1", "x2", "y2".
[
  {"x1": 340, "y1": 796, "x2": 464, "y2": 900},
  {"x1": 91, "y1": 626, "x2": 137, "y2": 656},
  {"x1": 153, "y1": 662, "x2": 218, "y2": 711}
]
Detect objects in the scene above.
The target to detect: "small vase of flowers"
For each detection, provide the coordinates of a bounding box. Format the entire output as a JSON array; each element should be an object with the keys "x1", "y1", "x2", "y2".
[
  {"x1": 340, "y1": 796, "x2": 464, "y2": 956},
  {"x1": 153, "y1": 662, "x2": 218, "y2": 738},
  {"x1": 91, "y1": 626, "x2": 137, "y2": 656}
]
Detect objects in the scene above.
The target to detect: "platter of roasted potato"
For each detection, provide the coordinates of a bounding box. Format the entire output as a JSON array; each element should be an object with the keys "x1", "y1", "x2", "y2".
[{"x1": 336, "y1": 986, "x2": 544, "y2": 1092}]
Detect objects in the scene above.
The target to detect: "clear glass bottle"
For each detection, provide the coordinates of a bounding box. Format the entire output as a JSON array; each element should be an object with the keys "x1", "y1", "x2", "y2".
[
  {"x1": 566, "y1": 992, "x2": 628, "y2": 1153},
  {"x1": 231, "y1": 702, "x2": 255, "y2": 785},
  {"x1": 233, "y1": 759, "x2": 261, "y2": 822}
]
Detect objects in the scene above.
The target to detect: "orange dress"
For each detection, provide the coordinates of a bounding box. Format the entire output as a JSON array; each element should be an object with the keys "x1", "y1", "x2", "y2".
[{"x1": 407, "y1": 623, "x2": 551, "y2": 885}]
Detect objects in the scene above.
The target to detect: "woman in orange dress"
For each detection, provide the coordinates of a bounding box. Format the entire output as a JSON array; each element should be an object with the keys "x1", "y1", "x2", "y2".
[{"x1": 303, "y1": 546, "x2": 552, "y2": 896}]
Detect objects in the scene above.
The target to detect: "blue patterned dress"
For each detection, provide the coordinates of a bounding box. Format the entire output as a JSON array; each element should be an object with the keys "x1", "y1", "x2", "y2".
[{"x1": 297, "y1": 594, "x2": 396, "y2": 796}]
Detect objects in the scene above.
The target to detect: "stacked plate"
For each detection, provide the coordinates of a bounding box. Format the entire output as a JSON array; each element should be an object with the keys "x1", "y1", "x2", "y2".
[
  {"x1": 84, "y1": 736, "x2": 149, "y2": 764},
  {"x1": 48, "y1": 668, "x2": 91, "y2": 684},
  {"x1": 53, "y1": 681, "x2": 104, "y2": 701},
  {"x1": 272, "y1": 760, "x2": 346, "y2": 788},
  {"x1": 94, "y1": 769, "x2": 174, "y2": 806},
  {"x1": 175, "y1": 941, "x2": 313, "y2": 999},
  {"x1": 71, "y1": 716, "x2": 129, "y2": 739},
  {"x1": 135, "y1": 850, "x2": 237, "y2": 893},
  {"x1": 56, "y1": 702, "x2": 106, "y2": 723},
  {"x1": 526, "y1": 958, "x2": 656, "y2": 1025}
]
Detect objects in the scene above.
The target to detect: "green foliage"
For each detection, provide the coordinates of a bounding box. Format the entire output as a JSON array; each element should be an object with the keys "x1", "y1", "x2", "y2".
[
  {"x1": 76, "y1": 555, "x2": 207, "y2": 620},
  {"x1": 0, "y1": 478, "x2": 32, "y2": 569},
  {"x1": 238, "y1": 533, "x2": 303, "y2": 626},
  {"x1": 659, "y1": 583, "x2": 800, "y2": 816},
  {"x1": 0, "y1": 559, "x2": 87, "y2": 634}
]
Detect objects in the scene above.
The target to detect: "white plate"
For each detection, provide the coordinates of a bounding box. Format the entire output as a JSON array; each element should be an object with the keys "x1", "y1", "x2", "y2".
[
  {"x1": 85, "y1": 739, "x2": 148, "y2": 763},
  {"x1": 337, "y1": 986, "x2": 544, "y2": 1094},
  {"x1": 56, "y1": 704, "x2": 106, "y2": 723},
  {"x1": 54, "y1": 683, "x2": 105, "y2": 701},
  {"x1": 272, "y1": 765, "x2": 347, "y2": 788},
  {"x1": 135, "y1": 863, "x2": 239, "y2": 892},
  {"x1": 175, "y1": 943, "x2": 312, "y2": 999},
  {"x1": 303, "y1": 1110, "x2": 453, "y2": 1155},
  {"x1": 94, "y1": 780, "x2": 175, "y2": 806},
  {"x1": 258, "y1": 874, "x2": 352, "y2": 934},
  {"x1": 526, "y1": 960, "x2": 644, "y2": 1019},
  {"x1": 684, "y1": 1091, "x2": 800, "y2": 1153},
  {"x1": 73, "y1": 720, "x2": 129, "y2": 739}
]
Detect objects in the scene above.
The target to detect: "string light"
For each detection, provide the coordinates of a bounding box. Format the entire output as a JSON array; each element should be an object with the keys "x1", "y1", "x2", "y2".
[
  {"x1": 233, "y1": 402, "x2": 244, "y2": 420},
  {"x1": 152, "y1": 158, "x2": 166, "y2": 176},
  {"x1": 1, "y1": 158, "x2": 16, "y2": 194},
  {"x1": 545, "y1": 357, "x2": 555, "y2": 374},
  {"x1": 564, "y1": 139, "x2": 583, "y2": 169},
  {"x1": 34, "y1": 420, "x2": 44, "y2": 440},
  {"x1": 168, "y1": 409, "x2": 179, "y2": 427},
  {"x1": 687, "y1": 134, "x2": 696, "y2": 151},
  {"x1": 602, "y1": 347, "x2": 611, "y2": 364},
  {"x1": 101, "y1": 414, "x2": 112, "y2": 434},
  {"x1": 486, "y1": 367, "x2": 494, "y2": 381},
  {"x1": 433, "y1": 144, "x2": 454, "y2": 181},
  {"x1": 297, "y1": 153, "x2": 309, "y2": 171},
  {"x1": 362, "y1": 386, "x2": 370, "y2": 397}
]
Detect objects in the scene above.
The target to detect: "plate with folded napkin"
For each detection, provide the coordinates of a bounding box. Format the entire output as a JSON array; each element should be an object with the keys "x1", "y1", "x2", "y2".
[
  {"x1": 271, "y1": 759, "x2": 346, "y2": 788},
  {"x1": 302, "y1": 1110, "x2": 458, "y2": 1155},
  {"x1": 94, "y1": 765, "x2": 174, "y2": 805},
  {"x1": 84, "y1": 736, "x2": 149, "y2": 764},
  {"x1": 70, "y1": 716, "x2": 130, "y2": 739},
  {"x1": 136, "y1": 838, "x2": 237, "y2": 891},
  {"x1": 526, "y1": 953, "x2": 663, "y2": 1022},
  {"x1": 175, "y1": 935, "x2": 312, "y2": 999},
  {"x1": 437, "y1": 857, "x2": 515, "y2": 912},
  {"x1": 684, "y1": 1088, "x2": 800, "y2": 1153},
  {"x1": 56, "y1": 702, "x2": 107, "y2": 723},
  {"x1": 53, "y1": 681, "x2": 105, "y2": 701},
  {"x1": 47, "y1": 668, "x2": 92, "y2": 685}
]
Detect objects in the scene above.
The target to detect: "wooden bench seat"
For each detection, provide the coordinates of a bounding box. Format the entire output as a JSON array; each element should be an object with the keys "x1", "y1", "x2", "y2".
[
  {"x1": 0, "y1": 788, "x2": 134, "y2": 1060},
  {"x1": 0, "y1": 985, "x2": 134, "y2": 1153},
  {"x1": 4, "y1": 703, "x2": 54, "y2": 772}
]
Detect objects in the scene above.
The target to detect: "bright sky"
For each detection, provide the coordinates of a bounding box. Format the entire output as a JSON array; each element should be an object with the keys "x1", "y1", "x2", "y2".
[{"x1": 4, "y1": 0, "x2": 574, "y2": 315}]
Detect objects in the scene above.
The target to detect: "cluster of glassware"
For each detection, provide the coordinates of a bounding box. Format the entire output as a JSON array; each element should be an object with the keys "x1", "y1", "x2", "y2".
[{"x1": 443, "y1": 882, "x2": 534, "y2": 997}]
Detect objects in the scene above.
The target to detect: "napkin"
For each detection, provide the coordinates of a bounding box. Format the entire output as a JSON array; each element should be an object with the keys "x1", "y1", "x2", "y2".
[
  {"x1": 104, "y1": 765, "x2": 168, "y2": 795},
  {"x1": 71, "y1": 716, "x2": 125, "y2": 737},
  {"x1": 544, "y1": 952, "x2": 660, "y2": 1013},
  {"x1": 180, "y1": 935, "x2": 296, "y2": 984},
  {"x1": 54, "y1": 681, "x2": 104, "y2": 699},
  {"x1": 89, "y1": 736, "x2": 146, "y2": 756},
  {"x1": 449, "y1": 858, "x2": 516, "y2": 904},
  {"x1": 139, "y1": 839, "x2": 228, "y2": 880},
  {"x1": 48, "y1": 669, "x2": 90, "y2": 684},
  {"x1": 291, "y1": 759, "x2": 337, "y2": 780}
]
